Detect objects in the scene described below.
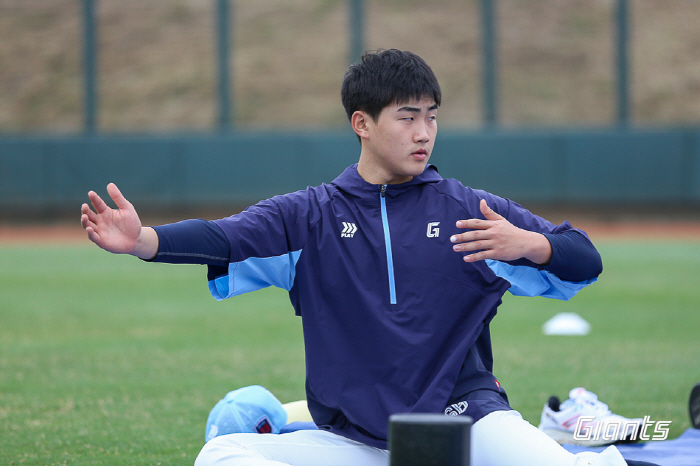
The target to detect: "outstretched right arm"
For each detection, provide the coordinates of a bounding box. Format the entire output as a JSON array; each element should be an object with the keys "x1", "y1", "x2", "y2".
[{"x1": 80, "y1": 183, "x2": 159, "y2": 260}]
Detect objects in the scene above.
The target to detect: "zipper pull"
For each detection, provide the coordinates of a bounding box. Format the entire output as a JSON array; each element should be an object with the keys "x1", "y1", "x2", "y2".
[{"x1": 380, "y1": 185, "x2": 387, "y2": 197}]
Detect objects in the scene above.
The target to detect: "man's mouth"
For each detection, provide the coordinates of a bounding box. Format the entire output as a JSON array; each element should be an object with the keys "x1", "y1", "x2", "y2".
[{"x1": 412, "y1": 149, "x2": 428, "y2": 160}]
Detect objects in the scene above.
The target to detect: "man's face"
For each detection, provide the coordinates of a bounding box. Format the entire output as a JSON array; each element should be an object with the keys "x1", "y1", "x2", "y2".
[{"x1": 358, "y1": 96, "x2": 438, "y2": 185}]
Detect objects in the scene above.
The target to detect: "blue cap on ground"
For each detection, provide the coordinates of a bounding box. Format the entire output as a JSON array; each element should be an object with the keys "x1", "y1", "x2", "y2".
[{"x1": 205, "y1": 385, "x2": 288, "y2": 443}]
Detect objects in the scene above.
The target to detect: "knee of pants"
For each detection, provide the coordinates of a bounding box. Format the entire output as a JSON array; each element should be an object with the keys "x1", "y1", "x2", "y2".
[
  {"x1": 194, "y1": 437, "x2": 222, "y2": 466},
  {"x1": 194, "y1": 435, "x2": 254, "y2": 466},
  {"x1": 470, "y1": 410, "x2": 626, "y2": 466}
]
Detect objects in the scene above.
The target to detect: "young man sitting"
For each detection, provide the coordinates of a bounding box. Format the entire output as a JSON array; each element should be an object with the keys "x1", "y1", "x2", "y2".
[{"x1": 82, "y1": 49, "x2": 635, "y2": 466}]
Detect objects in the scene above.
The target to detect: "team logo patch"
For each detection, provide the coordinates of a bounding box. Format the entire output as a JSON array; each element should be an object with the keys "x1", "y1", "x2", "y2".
[
  {"x1": 341, "y1": 222, "x2": 358, "y2": 238},
  {"x1": 255, "y1": 417, "x2": 273, "y2": 434},
  {"x1": 426, "y1": 222, "x2": 440, "y2": 238},
  {"x1": 444, "y1": 401, "x2": 469, "y2": 416}
]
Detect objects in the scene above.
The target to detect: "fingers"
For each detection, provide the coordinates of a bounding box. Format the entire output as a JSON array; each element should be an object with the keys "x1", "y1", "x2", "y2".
[
  {"x1": 480, "y1": 199, "x2": 504, "y2": 221},
  {"x1": 82, "y1": 186, "x2": 114, "y2": 237},
  {"x1": 81, "y1": 202, "x2": 97, "y2": 225},
  {"x1": 80, "y1": 202, "x2": 101, "y2": 243},
  {"x1": 462, "y1": 251, "x2": 490, "y2": 263},
  {"x1": 80, "y1": 211, "x2": 93, "y2": 231},
  {"x1": 82, "y1": 183, "x2": 127, "y2": 223},
  {"x1": 453, "y1": 200, "x2": 503, "y2": 231},
  {"x1": 87, "y1": 189, "x2": 110, "y2": 214},
  {"x1": 450, "y1": 200, "x2": 505, "y2": 262},
  {"x1": 451, "y1": 233, "x2": 496, "y2": 262},
  {"x1": 451, "y1": 236, "x2": 491, "y2": 262},
  {"x1": 451, "y1": 229, "x2": 485, "y2": 248},
  {"x1": 107, "y1": 183, "x2": 132, "y2": 211},
  {"x1": 84, "y1": 225, "x2": 101, "y2": 245},
  {"x1": 85, "y1": 183, "x2": 129, "y2": 215},
  {"x1": 452, "y1": 237, "x2": 492, "y2": 264},
  {"x1": 451, "y1": 217, "x2": 490, "y2": 244}
]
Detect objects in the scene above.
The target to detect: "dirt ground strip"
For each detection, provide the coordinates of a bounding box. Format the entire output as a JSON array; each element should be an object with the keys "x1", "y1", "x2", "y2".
[{"x1": 1, "y1": 220, "x2": 699, "y2": 245}]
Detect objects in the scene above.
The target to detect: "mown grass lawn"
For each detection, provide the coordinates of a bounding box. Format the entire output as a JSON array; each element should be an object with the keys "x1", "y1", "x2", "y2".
[{"x1": 1, "y1": 240, "x2": 698, "y2": 465}]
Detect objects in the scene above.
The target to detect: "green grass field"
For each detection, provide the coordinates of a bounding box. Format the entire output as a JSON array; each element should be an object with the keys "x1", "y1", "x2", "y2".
[{"x1": 1, "y1": 239, "x2": 699, "y2": 465}]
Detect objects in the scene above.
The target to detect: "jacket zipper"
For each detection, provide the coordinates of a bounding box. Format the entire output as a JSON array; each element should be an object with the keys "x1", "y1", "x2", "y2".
[{"x1": 380, "y1": 185, "x2": 397, "y2": 304}]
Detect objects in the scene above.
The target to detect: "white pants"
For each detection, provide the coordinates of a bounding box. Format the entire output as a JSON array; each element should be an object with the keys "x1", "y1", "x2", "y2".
[{"x1": 194, "y1": 410, "x2": 628, "y2": 466}]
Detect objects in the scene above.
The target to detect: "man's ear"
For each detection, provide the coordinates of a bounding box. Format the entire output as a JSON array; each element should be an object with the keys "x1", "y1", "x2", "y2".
[{"x1": 351, "y1": 111, "x2": 371, "y2": 140}]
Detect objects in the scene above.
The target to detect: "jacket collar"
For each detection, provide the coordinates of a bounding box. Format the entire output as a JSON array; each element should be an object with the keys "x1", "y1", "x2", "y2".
[{"x1": 331, "y1": 164, "x2": 443, "y2": 198}]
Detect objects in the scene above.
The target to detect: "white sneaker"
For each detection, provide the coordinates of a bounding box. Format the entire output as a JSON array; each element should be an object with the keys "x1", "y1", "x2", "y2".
[{"x1": 539, "y1": 387, "x2": 643, "y2": 446}]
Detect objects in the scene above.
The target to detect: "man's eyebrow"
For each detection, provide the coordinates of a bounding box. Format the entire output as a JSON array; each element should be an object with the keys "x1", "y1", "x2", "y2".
[{"x1": 396, "y1": 104, "x2": 439, "y2": 113}]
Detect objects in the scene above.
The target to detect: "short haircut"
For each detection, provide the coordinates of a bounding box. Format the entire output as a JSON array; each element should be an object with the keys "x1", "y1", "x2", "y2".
[{"x1": 341, "y1": 49, "x2": 442, "y2": 122}]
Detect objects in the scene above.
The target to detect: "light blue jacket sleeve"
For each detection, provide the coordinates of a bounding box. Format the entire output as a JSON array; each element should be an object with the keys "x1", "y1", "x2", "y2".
[
  {"x1": 208, "y1": 250, "x2": 302, "y2": 300},
  {"x1": 485, "y1": 259, "x2": 596, "y2": 301},
  {"x1": 208, "y1": 186, "x2": 328, "y2": 301}
]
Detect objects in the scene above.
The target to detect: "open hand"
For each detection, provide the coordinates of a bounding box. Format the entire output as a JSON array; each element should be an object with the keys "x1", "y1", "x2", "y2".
[
  {"x1": 80, "y1": 183, "x2": 144, "y2": 255},
  {"x1": 450, "y1": 199, "x2": 552, "y2": 265}
]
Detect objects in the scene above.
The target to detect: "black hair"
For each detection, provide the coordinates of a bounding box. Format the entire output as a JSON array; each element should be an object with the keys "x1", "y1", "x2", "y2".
[{"x1": 341, "y1": 49, "x2": 442, "y2": 122}]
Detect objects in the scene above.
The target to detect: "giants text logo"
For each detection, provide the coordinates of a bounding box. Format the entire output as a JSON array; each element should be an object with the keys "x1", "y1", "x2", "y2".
[{"x1": 574, "y1": 416, "x2": 671, "y2": 442}]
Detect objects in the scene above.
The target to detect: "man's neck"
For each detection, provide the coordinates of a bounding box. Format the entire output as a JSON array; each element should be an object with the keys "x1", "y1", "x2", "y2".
[{"x1": 356, "y1": 156, "x2": 413, "y2": 186}]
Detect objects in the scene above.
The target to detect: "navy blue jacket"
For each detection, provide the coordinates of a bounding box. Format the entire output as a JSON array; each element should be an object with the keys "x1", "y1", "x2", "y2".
[{"x1": 152, "y1": 164, "x2": 601, "y2": 449}]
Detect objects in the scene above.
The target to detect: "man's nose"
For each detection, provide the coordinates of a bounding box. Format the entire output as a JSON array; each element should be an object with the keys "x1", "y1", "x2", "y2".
[{"x1": 414, "y1": 121, "x2": 430, "y2": 142}]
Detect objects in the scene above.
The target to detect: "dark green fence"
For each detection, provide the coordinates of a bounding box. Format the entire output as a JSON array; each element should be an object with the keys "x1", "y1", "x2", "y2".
[{"x1": 2, "y1": 127, "x2": 698, "y2": 219}]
